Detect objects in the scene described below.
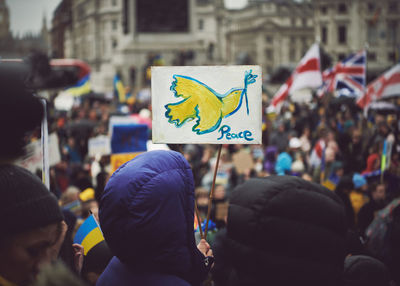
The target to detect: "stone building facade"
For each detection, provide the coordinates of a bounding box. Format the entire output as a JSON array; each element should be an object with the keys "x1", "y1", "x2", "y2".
[
  {"x1": 57, "y1": 0, "x2": 224, "y2": 92},
  {"x1": 51, "y1": 0, "x2": 399, "y2": 92},
  {"x1": 0, "y1": 0, "x2": 10, "y2": 40},
  {"x1": 225, "y1": 0, "x2": 315, "y2": 76},
  {"x1": 313, "y1": 0, "x2": 400, "y2": 79}
]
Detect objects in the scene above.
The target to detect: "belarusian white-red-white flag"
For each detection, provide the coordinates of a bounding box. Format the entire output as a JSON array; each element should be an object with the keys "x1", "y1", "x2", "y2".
[
  {"x1": 271, "y1": 43, "x2": 322, "y2": 107},
  {"x1": 357, "y1": 64, "x2": 400, "y2": 109}
]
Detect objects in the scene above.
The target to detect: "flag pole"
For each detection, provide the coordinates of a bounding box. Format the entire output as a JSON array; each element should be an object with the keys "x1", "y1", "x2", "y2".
[
  {"x1": 362, "y1": 42, "x2": 369, "y2": 116},
  {"x1": 41, "y1": 98, "x2": 50, "y2": 191},
  {"x1": 178, "y1": 144, "x2": 204, "y2": 239},
  {"x1": 194, "y1": 201, "x2": 204, "y2": 239},
  {"x1": 380, "y1": 140, "x2": 387, "y2": 184},
  {"x1": 204, "y1": 144, "x2": 223, "y2": 240}
]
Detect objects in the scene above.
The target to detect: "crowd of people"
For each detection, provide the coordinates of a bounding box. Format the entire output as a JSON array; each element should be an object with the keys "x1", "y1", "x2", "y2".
[{"x1": 1, "y1": 65, "x2": 400, "y2": 286}]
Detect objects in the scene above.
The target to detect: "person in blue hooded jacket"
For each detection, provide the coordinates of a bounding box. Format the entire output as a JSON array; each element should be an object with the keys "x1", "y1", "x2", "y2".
[{"x1": 97, "y1": 150, "x2": 213, "y2": 286}]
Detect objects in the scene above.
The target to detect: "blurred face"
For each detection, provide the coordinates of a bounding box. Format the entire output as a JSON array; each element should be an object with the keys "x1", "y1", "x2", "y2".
[
  {"x1": 372, "y1": 185, "x2": 386, "y2": 201},
  {"x1": 196, "y1": 194, "x2": 209, "y2": 207},
  {"x1": 68, "y1": 137, "x2": 75, "y2": 147},
  {"x1": 352, "y1": 131, "x2": 361, "y2": 144},
  {"x1": 214, "y1": 185, "x2": 226, "y2": 200},
  {"x1": 0, "y1": 223, "x2": 60, "y2": 286},
  {"x1": 336, "y1": 168, "x2": 344, "y2": 177},
  {"x1": 303, "y1": 127, "x2": 310, "y2": 137}
]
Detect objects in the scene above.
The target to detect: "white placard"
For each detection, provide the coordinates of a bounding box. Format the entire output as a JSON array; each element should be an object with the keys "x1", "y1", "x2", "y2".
[
  {"x1": 88, "y1": 135, "x2": 111, "y2": 157},
  {"x1": 15, "y1": 133, "x2": 61, "y2": 173},
  {"x1": 108, "y1": 116, "x2": 137, "y2": 137},
  {"x1": 152, "y1": 66, "x2": 262, "y2": 144},
  {"x1": 48, "y1": 133, "x2": 61, "y2": 166}
]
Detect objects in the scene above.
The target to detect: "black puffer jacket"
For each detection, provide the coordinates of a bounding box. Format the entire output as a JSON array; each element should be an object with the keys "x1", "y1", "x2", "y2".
[
  {"x1": 212, "y1": 176, "x2": 347, "y2": 286},
  {"x1": 343, "y1": 255, "x2": 390, "y2": 286}
]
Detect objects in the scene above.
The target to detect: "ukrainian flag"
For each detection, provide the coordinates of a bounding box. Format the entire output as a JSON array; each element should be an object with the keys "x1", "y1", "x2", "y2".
[
  {"x1": 114, "y1": 74, "x2": 126, "y2": 103},
  {"x1": 65, "y1": 74, "x2": 91, "y2": 97},
  {"x1": 322, "y1": 179, "x2": 337, "y2": 191},
  {"x1": 74, "y1": 214, "x2": 104, "y2": 255},
  {"x1": 381, "y1": 140, "x2": 387, "y2": 173}
]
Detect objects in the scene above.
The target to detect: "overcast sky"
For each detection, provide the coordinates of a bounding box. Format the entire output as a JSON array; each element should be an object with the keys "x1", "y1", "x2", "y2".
[
  {"x1": 7, "y1": 0, "x2": 248, "y2": 36},
  {"x1": 7, "y1": 0, "x2": 62, "y2": 36}
]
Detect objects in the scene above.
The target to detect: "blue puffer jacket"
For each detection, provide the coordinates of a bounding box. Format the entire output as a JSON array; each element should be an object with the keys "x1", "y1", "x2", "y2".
[{"x1": 97, "y1": 150, "x2": 208, "y2": 286}]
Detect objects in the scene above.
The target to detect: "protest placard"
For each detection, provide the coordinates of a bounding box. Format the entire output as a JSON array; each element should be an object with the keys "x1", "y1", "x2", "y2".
[
  {"x1": 110, "y1": 152, "x2": 142, "y2": 174},
  {"x1": 152, "y1": 66, "x2": 262, "y2": 144},
  {"x1": 111, "y1": 124, "x2": 148, "y2": 154},
  {"x1": 232, "y1": 150, "x2": 254, "y2": 174},
  {"x1": 88, "y1": 135, "x2": 111, "y2": 157},
  {"x1": 109, "y1": 118, "x2": 148, "y2": 174}
]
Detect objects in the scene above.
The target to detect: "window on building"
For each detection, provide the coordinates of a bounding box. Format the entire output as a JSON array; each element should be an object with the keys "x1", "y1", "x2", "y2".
[
  {"x1": 388, "y1": 1, "x2": 398, "y2": 13},
  {"x1": 387, "y1": 21, "x2": 397, "y2": 43},
  {"x1": 388, "y1": 52, "x2": 396, "y2": 62},
  {"x1": 266, "y1": 35, "x2": 273, "y2": 43},
  {"x1": 123, "y1": 0, "x2": 129, "y2": 34},
  {"x1": 301, "y1": 38, "x2": 307, "y2": 55},
  {"x1": 338, "y1": 53, "x2": 346, "y2": 61},
  {"x1": 368, "y1": 2, "x2": 376, "y2": 13},
  {"x1": 289, "y1": 48, "x2": 296, "y2": 61},
  {"x1": 290, "y1": 36, "x2": 295, "y2": 44},
  {"x1": 136, "y1": 0, "x2": 189, "y2": 33},
  {"x1": 338, "y1": 3, "x2": 347, "y2": 14},
  {"x1": 77, "y1": 3, "x2": 86, "y2": 20},
  {"x1": 291, "y1": 18, "x2": 296, "y2": 27},
  {"x1": 112, "y1": 39, "x2": 118, "y2": 49},
  {"x1": 197, "y1": 0, "x2": 210, "y2": 5},
  {"x1": 338, "y1": 25, "x2": 347, "y2": 44},
  {"x1": 265, "y1": 49, "x2": 273, "y2": 61},
  {"x1": 302, "y1": 19, "x2": 307, "y2": 27},
  {"x1": 367, "y1": 22, "x2": 378, "y2": 44},
  {"x1": 207, "y1": 42, "x2": 214, "y2": 60},
  {"x1": 198, "y1": 19, "x2": 204, "y2": 30},
  {"x1": 368, "y1": 52, "x2": 377, "y2": 61},
  {"x1": 321, "y1": 26, "x2": 328, "y2": 44},
  {"x1": 112, "y1": 20, "x2": 118, "y2": 30},
  {"x1": 102, "y1": 38, "x2": 107, "y2": 55},
  {"x1": 320, "y1": 5, "x2": 327, "y2": 15},
  {"x1": 112, "y1": 0, "x2": 117, "y2": 6}
]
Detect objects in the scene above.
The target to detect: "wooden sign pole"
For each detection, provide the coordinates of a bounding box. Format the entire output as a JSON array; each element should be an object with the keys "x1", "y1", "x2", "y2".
[
  {"x1": 194, "y1": 201, "x2": 204, "y2": 239},
  {"x1": 204, "y1": 144, "x2": 223, "y2": 240}
]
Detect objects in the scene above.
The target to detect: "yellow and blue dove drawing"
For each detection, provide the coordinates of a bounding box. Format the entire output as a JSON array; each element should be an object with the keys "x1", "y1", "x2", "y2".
[{"x1": 165, "y1": 70, "x2": 257, "y2": 135}]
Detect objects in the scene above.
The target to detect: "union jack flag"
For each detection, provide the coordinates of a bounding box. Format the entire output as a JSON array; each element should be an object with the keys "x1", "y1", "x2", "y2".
[{"x1": 318, "y1": 50, "x2": 366, "y2": 98}]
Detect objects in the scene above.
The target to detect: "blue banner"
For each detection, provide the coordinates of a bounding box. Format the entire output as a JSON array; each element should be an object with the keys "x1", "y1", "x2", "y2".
[{"x1": 111, "y1": 124, "x2": 148, "y2": 153}]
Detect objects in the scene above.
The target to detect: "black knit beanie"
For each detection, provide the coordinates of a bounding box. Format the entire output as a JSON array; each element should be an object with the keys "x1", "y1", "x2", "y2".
[{"x1": 0, "y1": 164, "x2": 64, "y2": 238}]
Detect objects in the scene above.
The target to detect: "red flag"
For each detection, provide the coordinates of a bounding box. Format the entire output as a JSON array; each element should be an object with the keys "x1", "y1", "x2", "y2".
[
  {"x1": 357, "y1": 64, "x2": 400, "y2": 109},
  {"x1": 271, "y1": 43, "x2": 322, "y2": 107}
]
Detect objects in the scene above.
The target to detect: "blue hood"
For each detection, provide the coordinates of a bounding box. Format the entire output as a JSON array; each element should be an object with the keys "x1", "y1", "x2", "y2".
[
  {"x1": 99, "y1": 150, "x2": 202, "y2": 277},
  {"x1": 275, "y1": 152, "x2": 292, "y2": 175}
]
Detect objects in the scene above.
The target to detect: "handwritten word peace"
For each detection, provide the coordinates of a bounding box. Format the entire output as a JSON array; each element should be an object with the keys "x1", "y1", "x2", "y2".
[{"x1": 217, "y1": 125, "x2": 253, "y2": 141}]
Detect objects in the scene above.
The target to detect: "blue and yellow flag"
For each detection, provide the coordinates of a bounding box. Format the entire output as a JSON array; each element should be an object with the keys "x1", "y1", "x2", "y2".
[
  {"x1": 74, "y1": 214, "x2": 104, "y2": 255},
  {"x1": 114, "y1": 74, "x2": 126, "y2": 103},
  {"x1": 381, "y1": 140, "x2": 387, "y2": 173},
  {"x1": 65, "y1": 74, "x2": 91, "y2": 97}
]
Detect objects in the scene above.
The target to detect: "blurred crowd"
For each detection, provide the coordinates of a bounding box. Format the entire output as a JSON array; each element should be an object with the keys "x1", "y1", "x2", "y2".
[{"x1": 1, "y1": 71, "x2": 400, "y2": 286}]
